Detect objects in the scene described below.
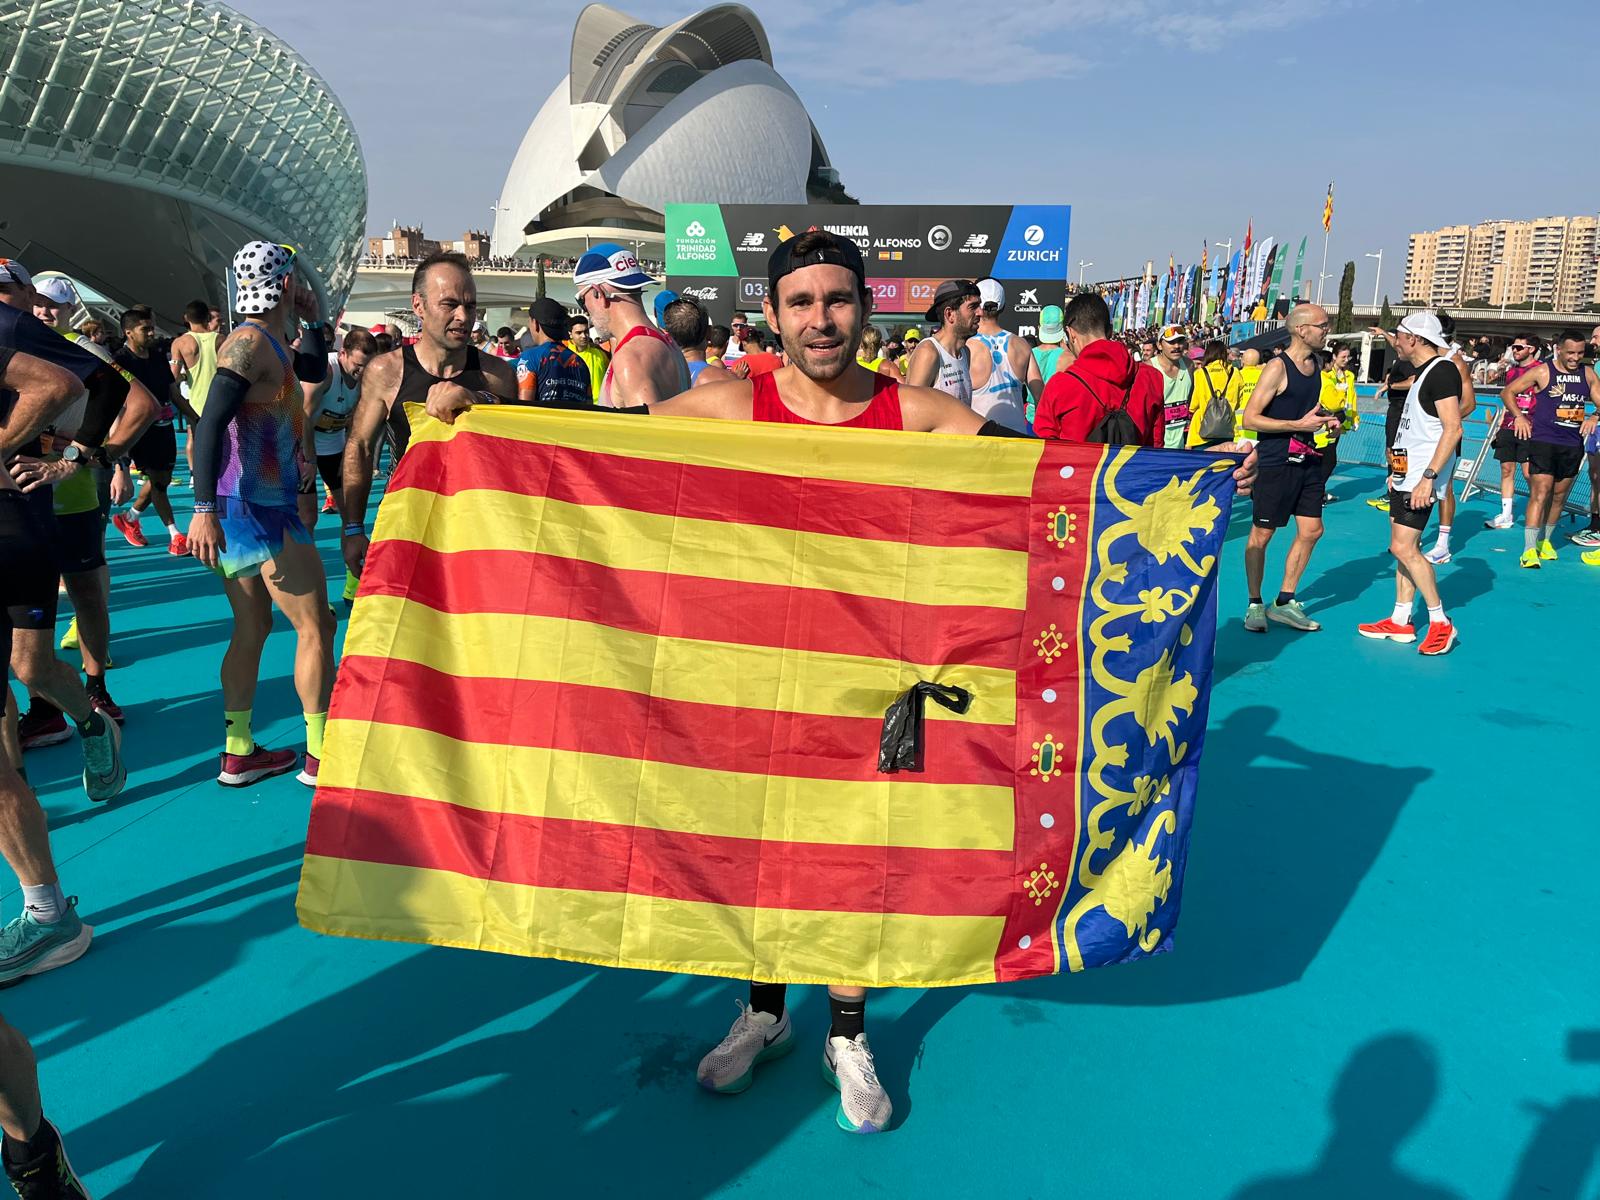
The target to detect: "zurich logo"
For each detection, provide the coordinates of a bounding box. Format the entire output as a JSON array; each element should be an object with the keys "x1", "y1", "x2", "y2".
[
  {"x1": 686, "y1": 220, "x2": 707, "y2": 237},
  {"x1": 1023, "y1": 225, "x2": 1045, "y2": 246}
]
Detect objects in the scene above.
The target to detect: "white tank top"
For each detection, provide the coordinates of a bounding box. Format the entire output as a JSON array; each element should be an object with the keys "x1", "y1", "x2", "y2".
[
  {"x1": 971, "y1": 331, "x2": 1029, "y2": 432},
  {"x1": 1390, "y1": 355, "x2": 1449, "y2": 492},
  {"x1": 928, "y1": 336, "x2": 972, "y2": 405},
  {"x1": 312, "y1": 356, "x2": 362, "y2": 456}
]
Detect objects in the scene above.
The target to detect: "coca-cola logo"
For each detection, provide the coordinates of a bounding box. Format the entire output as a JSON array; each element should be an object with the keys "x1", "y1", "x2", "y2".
[{"x1": 682, "y1": 286, "x2": 719, "y2": 301}]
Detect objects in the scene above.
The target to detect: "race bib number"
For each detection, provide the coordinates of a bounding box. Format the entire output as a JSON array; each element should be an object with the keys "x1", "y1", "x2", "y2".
[
  {"x1": 315, "y1": 409, "x2": 350, "y2": 433},
  {"x1": 1555, "y1": 400, "x2": 1585, "y2": 427},
  {"x1": 1387, "y1": 445, "x2": 1409, "y2": 482}
]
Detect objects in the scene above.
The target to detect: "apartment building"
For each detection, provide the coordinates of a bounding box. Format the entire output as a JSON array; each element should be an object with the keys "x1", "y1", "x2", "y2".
[{"x1": 1404, "y1": 215, "x2": 1600, "y2": 310}]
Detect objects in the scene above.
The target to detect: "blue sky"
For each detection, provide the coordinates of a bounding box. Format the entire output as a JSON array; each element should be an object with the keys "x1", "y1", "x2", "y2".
[{"x1": 234, "y1": 0, "x2": 1598, "y2": 306}]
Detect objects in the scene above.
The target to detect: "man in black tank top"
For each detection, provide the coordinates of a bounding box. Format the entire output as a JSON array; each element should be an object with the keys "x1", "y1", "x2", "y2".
[
  {"x1": 1238, "y1": 304, "x2": 1341, "y2": 635},
  {"x1": 339, "y1": 252, "x2": 514, "y2": 579}
]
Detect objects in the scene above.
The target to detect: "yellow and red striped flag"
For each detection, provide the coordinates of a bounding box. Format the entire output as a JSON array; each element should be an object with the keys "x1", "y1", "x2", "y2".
[
  {"x1": 296, "y1": 407, "x2": 1235, "y2": 988},
  {"x1": 1322, "y1": 182, "x2": 1335, "y2": 233}
]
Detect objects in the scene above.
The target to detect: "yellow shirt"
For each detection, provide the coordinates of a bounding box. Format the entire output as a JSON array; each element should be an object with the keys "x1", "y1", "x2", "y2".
[
  {"x1": 1185, "y1": 361, "x2": 1243, "y2": 447},
  {"x1": 568, "y1": 342, "x2": 609, "y2": 400},
  {"x1": 1233, "y1": 365, "x2": 1264, "y2": 441},
  {"x1": 1316, "y1": 367, "x2": 1359, "y2": 448}
]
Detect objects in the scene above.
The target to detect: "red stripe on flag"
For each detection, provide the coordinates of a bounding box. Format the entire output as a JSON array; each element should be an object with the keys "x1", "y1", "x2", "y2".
[
  {"x1": 360, "y1": 540, "x2": 1023, "y2": 671},
  {"x1": 397, "y1": 432, "x2": 1028, "y2": 551},
  {"x1": 334, "y1": 655, "x2": 1012, "y2": 786},
  {"x1": 306, "y1": 786, "x2": 1015, "y2": 918}
]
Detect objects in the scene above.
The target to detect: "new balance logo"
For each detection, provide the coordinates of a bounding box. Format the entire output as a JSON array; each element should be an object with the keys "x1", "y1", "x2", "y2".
[
  {"x1": 739, "y1": 232, "x2": 765, "y2": 248},
  {"x1": 962, "y1": 233, "x2": 989, "y2": 249}
]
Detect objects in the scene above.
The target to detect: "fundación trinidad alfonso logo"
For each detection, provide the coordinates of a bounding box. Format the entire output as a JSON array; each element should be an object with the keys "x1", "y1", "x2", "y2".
[{"x1": 685, "y1": 220, "x2": 706, "y2": 237}]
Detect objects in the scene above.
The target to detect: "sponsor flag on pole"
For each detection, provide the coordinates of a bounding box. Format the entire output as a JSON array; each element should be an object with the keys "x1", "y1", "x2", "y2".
[
  {"x1": 1290, "y1": 236, "x2": 1308, "y2": 306},
  {"x1": 296, "y1": 409, "x2": 1234, "y2": 988},
  {"x1": 1322, "y1": 182, "x2": 1334, "y2": 233}
]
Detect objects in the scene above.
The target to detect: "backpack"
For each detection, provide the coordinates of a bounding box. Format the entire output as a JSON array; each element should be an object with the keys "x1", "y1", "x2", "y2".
[
  {"x1": 1196, "y1": 366, "x2": 1237, "y2": 442},
  {"x1": 1067, "y1": 368, "x2": 1143, "y2": 445}
]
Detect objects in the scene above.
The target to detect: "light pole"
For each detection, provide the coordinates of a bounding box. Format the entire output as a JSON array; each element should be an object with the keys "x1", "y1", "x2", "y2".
[
  {"x1": 1077, "y1": 259, "x2": 1094, "y2": 287},
  {"x1": 1318, "y1": 272, "x2": 1334, "y2": 303},
  {"x1": 1365, "y1": 250, "x2": 1383, "y2": 311},
  {"x1": 1491, "y1": 257, "x2": 1507, "y2": 321}
]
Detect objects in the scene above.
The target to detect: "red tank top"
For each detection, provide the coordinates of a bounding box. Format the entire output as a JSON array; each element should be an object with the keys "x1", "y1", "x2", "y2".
[
  {"x1": 600, "y1": 324, "x2": 688, "y2": 406},
  {"x1": 750, "y1": 370, "x2": 904, "y2": 429}
]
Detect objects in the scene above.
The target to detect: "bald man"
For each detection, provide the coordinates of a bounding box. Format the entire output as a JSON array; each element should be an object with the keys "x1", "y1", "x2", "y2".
[{"x1": 1239, "y1": 304, "x2": 1341, "y2": 634}]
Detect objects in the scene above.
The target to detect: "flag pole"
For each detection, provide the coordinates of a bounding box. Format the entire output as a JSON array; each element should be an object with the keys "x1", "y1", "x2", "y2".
[{"x1": 1316, "y1": 227, "x2": 1330, "y2": 305}]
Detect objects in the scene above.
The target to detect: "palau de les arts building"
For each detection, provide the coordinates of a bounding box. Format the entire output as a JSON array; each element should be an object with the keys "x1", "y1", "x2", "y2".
[{"x1": 491, "y1": 2, "x2": 853, "y2": 260}]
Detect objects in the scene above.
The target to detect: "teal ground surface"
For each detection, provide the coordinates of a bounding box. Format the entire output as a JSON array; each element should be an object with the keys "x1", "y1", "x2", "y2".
[{"x1": 5, "y1": 459, "x2": 1597, "y2": 1199}]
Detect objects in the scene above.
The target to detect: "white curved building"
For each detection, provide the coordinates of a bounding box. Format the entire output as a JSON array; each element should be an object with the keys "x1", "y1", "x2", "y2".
[
  {"x1": 492, "y1": 3, "x2": 850, "y2": 259},
  {"x1": 0, "y1": 0, "x2": 366, "y2": 326}
]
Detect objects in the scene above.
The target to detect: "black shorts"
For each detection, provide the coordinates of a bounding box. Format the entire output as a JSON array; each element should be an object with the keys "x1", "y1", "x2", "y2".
[
  {"x1": 131, "y1": 423, "x2": 177, "y2": 474},
  {"x1": 1252, "y1": 462, "x2": 1325, "y2": 528},
  {"x1": 1493, "y1": 428, "x2": 1531, "y2": 464},
  {"x1": 1388, "y1": 489, "x2": 1435, "y2": 531},
  {"x1": 52, "y1": 508, "x2": 105, "y2": 575},
  {"x1": 1526, "y1": 440, "x2": 1583, "y2": 480},
  {"x1": 0, "y1": 491, "x2": 60, "y2": 652},
  {"x1": 316, "y1": 452, "x2": 343, "y2": 493}
]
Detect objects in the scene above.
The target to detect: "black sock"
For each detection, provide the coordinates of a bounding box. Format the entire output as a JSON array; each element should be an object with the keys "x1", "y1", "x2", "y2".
[
  {"x1": 1249, "y1": 596, "x2": 1262, "y2": 606},
  {"x1": 2, "y1": 1117, "x2": 56, "y2": 1166},
  {"x1": 1275, "y1": 591, "x2": 1294, "y2": 606},
  {"x1": 1589, "y1": 513, "x2": 1600, "y2": 531},
  {"x1": 748, "y1": 982, "x2": 786, "y2": 1019},
  {"x1": 72, "y1": 710, "x2": 104, "y2": 737},
  {"x1": 828, "y1": 993, "x2": 865, "y2": 1041}
]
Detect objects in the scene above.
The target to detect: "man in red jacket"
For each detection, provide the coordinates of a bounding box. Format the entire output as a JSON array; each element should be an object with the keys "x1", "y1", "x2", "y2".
[{"x1": 1033, "y1": 294, "x2": 1165, "y2": 445}]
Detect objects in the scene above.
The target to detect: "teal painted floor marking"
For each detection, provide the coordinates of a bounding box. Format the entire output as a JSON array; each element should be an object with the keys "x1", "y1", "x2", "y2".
[{"x1": 4, "y1": 461, "x2": 1595, "y2": 1198}]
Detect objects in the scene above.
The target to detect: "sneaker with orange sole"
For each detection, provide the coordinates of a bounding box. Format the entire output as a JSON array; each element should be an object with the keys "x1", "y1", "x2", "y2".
[
  {"x1": 1357, "y1": 618, "x2": 1416, "y2": 643},
  {"x1": 111, "y1": 510, "x2": 148, "y2": 548},
  {"x1": 168, "y1": 531, "x2": 190, "y2": 556},
  {"x1": 1418, "y1": 621, "x2": 1458, "y2": 656}
]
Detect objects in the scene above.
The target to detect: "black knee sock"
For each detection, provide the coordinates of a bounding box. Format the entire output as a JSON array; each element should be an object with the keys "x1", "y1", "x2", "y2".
[
  {"x1": 828, "y1": 993, "x2": 865, "y2": 1041},
  {"x1": 2, "y1": 1116, "x2": 57, "y2": 1166},
  {"x1": 748, "y1": 982, "x2": 786, "y2": 1019}
]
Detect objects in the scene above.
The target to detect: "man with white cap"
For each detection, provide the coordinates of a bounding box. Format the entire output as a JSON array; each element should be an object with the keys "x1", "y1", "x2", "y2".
[
  {"x1": 965, "y1": 277, "x2": 1041, "y2": 433},
  {"x1": 185, "y1": 241, "x2": 335, "y2": 789},
  {"x1": 1358, "y1": 311, "x2": 1464, "y2": 655},
  {"x1": 573, "y1": 244, "x2": 689, "y2": 407}
]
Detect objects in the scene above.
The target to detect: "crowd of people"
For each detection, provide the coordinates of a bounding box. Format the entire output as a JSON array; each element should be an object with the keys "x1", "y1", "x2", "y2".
[{"x1": 2, "y1": 229, "x2": 1599, "y2": 1189}]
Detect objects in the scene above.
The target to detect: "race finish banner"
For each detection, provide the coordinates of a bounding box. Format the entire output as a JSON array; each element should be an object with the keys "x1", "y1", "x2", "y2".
[{"x1": 667, "y1": 204, "x2": 1071, "y2": 334}]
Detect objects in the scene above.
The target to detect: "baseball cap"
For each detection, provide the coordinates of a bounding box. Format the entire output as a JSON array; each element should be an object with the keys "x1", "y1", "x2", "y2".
[
  {"x1": 573, "y1": 242, "x2": 654, "y2": 292},
  {"x1": 976, "y1": 278, "x2": 1005, "y2": 311},
  {"x1": 1397, "y1": 311, "x2": 1449, "y2": 349},
  {"x1": 1158, "y1": 324, "x2": 1188, "y2": 343},
  {"x1": 0, "y1": 258, "x2": 33, "y2": 287},
  {"x1": 924, "y1": 279, "x2": 980, "y2": 324},
  {"x1": 528, "y1": 297, "x2": 571, "y2": 340},
  {"x1": 35, "y1": 276, "x2": 78, "y2": 306},
  {"x1": 232, "y1": 241, "x2": 297, "y2": 315},
  {"x1": 369, "y1": 323, "x2": 389, "y2": 334},
  {"x1": 1038, "y1": 305, "x2": 1065, "y2": 344},
  {"x1": 903, "y1": 327, "x2": 922, "y2": 343},
  {"x1": 766, "y1": 229, "x2": 866, "y2": 298},
  {"x1": 652, "y1": 289, "x2": 680, "y2": 327}
]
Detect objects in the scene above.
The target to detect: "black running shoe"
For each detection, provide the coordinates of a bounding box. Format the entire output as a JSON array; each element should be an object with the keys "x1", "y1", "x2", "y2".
[{"x1": 3, "y1": 1119, "x2": 91, "y2": 1199}]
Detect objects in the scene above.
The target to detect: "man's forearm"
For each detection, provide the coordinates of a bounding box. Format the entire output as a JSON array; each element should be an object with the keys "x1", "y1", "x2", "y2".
[{"x1": 341, "y1": 436, "x2": 375, "y2": 526}]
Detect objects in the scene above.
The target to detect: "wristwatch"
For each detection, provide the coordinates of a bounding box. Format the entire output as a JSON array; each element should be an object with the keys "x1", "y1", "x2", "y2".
[
  {"x1": 1422, "y1": 468, "x2": 1438, "y2": 481},
  {"x1": 60, "y1": 444, "x2": 89, "y2": 466}
]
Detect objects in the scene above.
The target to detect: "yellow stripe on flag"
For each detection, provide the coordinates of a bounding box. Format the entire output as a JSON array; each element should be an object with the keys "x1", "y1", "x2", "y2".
[
  {"x1": 298, "y1": 857, "x2": 1005, "y2": 988},
  {"x1": 320, "y1": 720, "x2": 1017, "y2": 852},
  {"x1": 345, "y1": 595, "x2": 1018, "y2": 727},
  {"x1": 406, "y1": 405, "x2": 1045, "y2": 498},
  {"x1": 377, "y1": 486, "x2": 1027, "y2": 611}
]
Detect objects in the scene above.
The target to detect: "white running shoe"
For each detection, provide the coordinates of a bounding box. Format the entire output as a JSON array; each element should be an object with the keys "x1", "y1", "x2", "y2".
[
  {"x1": 823, "y1": 1034, "x2": 892, "y2": 1134},
  {"x1": 1423, "y1": 545, "x2": 1452, "y2": 565},
  {"x1": 1484, "y1": 513, "x2": 1516, "y2": 530},
  {"x1": 696, "y1": 1002, "x2": 793, "y2": 1093}
]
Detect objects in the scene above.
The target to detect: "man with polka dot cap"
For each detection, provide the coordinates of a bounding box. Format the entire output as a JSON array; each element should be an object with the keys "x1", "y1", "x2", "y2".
[{"x1": 186, "y1": 241, "x2": 336, "y2": 789}]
